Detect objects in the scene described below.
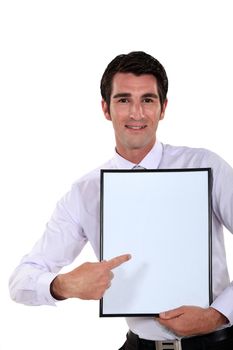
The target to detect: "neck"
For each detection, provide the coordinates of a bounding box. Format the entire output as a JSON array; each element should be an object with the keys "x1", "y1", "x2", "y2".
[{"x1": 116, "y1": 143, "x2": 155, "y2": 164}]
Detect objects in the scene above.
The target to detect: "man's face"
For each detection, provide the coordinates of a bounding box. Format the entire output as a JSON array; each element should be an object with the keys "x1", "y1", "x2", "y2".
[{"x1": 102, "y1": 72, "x2": 167, "y2": 161}]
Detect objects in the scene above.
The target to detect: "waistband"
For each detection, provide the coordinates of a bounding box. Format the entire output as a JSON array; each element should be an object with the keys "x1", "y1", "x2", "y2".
[{"x1": 127, "y1": 325, "x2": 233, "y2": 350}]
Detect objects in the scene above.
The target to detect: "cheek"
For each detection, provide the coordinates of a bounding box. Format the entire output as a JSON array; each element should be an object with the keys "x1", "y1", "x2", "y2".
[
  {"x1": 143, "y1": 104, "x2": 161, "y2": 116},
  {"x1": 111, "y1": 103, "x2": 130, "y2": 116},
  {"x1": 110, "y1": 110, "x2": 128, "y2": 127},
  {"x1": 147, "y1": 113, "x2": 161, "y2": 124},
  {"x1": 112, "y1": 118, "x2": 124, "y2": 131}
]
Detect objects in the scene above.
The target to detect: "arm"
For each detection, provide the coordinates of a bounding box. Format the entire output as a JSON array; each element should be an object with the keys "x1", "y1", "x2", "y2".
[
  {"x1": 9, "y1": 185, "x2": 88, "y2": 305},
  {"x1": 158, "y1": 306, "x2": 228, "y2": 337},
  {"x1": 50, "y1": 255, "x2": 131, "y2": 300},
  {"x1": 9, "y1": 180, "x2": 131, "y2": 305},
  {"x1": 158, "y1": 152, "x2": 233, "y2": 336}
]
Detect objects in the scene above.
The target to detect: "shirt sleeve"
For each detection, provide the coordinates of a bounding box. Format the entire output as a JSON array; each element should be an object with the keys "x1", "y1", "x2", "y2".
[
  {"x1": 211, "y1": 283, "x2": 233, "y2": 325},
  {"x1": 9, "y1": 183, "x2": 88, "y2": 306},
  {"x1": 209, "y1": 152, "x2": 233, "y2": 324}
]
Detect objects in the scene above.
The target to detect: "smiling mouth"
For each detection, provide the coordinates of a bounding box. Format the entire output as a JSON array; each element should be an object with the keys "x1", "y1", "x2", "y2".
[{"x1": 125, "y1": 125, "x2": 147, "y2": 130}]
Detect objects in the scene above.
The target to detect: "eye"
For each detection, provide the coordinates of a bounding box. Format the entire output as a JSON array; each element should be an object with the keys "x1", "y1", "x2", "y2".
[
  {"x1": 118, "y1": 98, "x2": 129, "y2": 103},
  {"x1": 143, "y1": 98, "x2": 154, "y2": 103}
]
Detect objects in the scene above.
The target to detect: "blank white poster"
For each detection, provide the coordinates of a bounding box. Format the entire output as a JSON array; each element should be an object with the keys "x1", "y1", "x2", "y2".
[{"x1": 100, "y1": 169, "x2": 211, "y2": 316}]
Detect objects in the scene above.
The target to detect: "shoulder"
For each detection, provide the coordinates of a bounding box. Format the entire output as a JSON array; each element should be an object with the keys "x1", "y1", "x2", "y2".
[
  {"x1": 58, "y1": 158, "x2": 115, "y2": 212},
  {"x1": 71, "y1": 158, "x2": 115, "y2": 193},
  {"x1": 163, "y1": 143, "x2": 212, "y2": 158},
  {"x1": 161, "y1": 143, "x2": 228, "y2": 170}
]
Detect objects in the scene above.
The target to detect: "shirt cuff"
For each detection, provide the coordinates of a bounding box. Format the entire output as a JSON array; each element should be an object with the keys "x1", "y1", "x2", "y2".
[
  {"x1": 211, "y1": 284, "x2": 233, "y2": 325},
  {"x1": 36, "y1": 272, "x2": 60, "y2": 306}
]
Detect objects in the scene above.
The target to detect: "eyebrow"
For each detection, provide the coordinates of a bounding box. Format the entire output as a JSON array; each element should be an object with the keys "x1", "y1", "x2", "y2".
[
  {"x1": 112, "y1": 92, "x2": 159, "y2": 99},
  {"x1": 141, "y1": 93, "x2": 159, "y2": 99},
  {"x1": 112, "y1": 93, "x2": 131, "y2": 99}
]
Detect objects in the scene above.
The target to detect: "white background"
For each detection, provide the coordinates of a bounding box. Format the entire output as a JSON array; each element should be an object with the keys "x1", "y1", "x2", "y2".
[{"x1": 1, "y1": 0, "x2": 233, "y2": 349}]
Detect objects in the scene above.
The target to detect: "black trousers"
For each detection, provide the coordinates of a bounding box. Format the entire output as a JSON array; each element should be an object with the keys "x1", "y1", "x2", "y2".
[{"x1": 119, "y1": 330, "x2": 233, "y2": 350}]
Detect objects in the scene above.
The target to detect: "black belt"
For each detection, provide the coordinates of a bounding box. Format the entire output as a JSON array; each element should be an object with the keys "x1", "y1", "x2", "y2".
[{"x1": 127, "y1": 326, "x2": 233, "y2": 350}]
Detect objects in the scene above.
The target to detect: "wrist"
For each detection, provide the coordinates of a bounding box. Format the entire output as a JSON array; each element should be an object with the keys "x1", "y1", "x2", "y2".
[
  {"x1": 50, "y1": 275, "x2": 67, "y2": 301},
  {"x1": 208, "y1": 307, "x2": 229, "y2": 328}
]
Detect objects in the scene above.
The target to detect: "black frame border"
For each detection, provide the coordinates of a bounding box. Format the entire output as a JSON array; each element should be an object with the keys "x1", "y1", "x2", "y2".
[{"x1": 99, "y1": 168, "x2": 213, "y2": 317}]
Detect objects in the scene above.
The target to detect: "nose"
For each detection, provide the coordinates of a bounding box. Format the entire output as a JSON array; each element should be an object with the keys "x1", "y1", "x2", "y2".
[{"x1": 129, "y1": 102, "x2": 144, "y2": 120}]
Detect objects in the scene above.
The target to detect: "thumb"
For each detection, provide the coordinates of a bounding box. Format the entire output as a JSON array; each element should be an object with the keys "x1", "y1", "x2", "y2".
[{"x1": 159, "y1": 306, "x2": 185, "y2": 320}]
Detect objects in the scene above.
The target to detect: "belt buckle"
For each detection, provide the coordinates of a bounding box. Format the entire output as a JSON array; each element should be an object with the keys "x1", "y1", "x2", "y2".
[{"x1": 155, "y1": 339, "x2": 182, "y2": 350}]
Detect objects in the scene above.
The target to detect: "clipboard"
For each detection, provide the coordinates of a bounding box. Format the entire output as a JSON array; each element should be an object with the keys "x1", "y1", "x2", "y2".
[{"x1": 100, "y1": 168, "x2": 212, "y2": 317}]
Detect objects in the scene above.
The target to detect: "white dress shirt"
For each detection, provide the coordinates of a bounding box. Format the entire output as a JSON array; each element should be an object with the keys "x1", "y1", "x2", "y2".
[{"x1": 9, "y1": 141, "x2": 233, "y2": 340}]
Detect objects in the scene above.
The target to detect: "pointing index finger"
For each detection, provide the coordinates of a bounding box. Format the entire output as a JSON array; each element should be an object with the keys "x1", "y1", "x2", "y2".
[{"x1": 105, "y1": 254, "x2": 131, "y2": 270}]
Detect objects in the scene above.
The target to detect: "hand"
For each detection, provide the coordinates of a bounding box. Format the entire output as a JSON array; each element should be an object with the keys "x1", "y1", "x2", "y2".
[
  {"x1": 157, "y1": 305, "x2": 228, "y2": 337},
  {"x1": 50, "y1": 254, "x2": 131, "y2": 300}
]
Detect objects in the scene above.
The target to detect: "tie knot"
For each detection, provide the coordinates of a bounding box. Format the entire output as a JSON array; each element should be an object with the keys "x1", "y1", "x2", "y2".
[{"x1": 132, "y1": 165, "x2": 145, "y2": 170}]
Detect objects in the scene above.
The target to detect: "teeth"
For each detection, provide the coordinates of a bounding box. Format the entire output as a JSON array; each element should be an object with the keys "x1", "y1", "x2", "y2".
[{"x1": 126, "y1": 125, "x2": 145, "y2": 129}]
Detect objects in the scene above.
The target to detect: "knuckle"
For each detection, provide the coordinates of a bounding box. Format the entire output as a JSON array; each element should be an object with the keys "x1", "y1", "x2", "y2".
[{"x1": 93, "y1": 294, "x2": 102, "y2": 300}]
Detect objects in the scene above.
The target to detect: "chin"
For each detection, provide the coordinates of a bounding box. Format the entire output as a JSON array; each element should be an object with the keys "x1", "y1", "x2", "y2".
[{"x1": 128, "y1": 143, "x2": 151, "y2": 151}]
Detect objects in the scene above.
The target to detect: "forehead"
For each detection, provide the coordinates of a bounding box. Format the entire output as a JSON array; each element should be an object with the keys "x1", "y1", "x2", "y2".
[{"x1": 111, "y1": 73, "x2": 158, "y2": 96}]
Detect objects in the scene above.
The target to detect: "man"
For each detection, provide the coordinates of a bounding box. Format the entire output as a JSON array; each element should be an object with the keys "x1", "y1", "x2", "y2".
[{"x1": 9, "y1": 51, "x2": 233, "y2": 349}]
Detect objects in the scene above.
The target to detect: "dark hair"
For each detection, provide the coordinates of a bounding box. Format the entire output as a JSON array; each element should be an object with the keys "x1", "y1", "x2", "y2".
[{"x1": 100, "y1": 51, "x2": 168, "y2": 110}]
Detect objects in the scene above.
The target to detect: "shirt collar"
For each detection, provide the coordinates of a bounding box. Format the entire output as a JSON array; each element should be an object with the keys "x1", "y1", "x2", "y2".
[{"x1": 112, "y1": 141, "x2": 163, "y2": 169}]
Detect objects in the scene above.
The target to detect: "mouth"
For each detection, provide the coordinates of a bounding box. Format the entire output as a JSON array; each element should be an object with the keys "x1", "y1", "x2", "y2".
[{"x1": 125, "y1": 125, "x2": 147, "y2": 130}]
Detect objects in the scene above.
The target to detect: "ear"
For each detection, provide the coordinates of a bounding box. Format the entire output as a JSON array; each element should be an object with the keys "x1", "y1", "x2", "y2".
[
  {"x1": 159, "y1": 99, "x2": 168, "y2": 120},
  {"x1": 101, "y1": 99, "x2": 111, "y2": 121}
]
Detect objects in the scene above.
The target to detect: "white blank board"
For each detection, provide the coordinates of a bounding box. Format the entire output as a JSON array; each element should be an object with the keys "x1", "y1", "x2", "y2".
[{"x1": 100, "y1": 169, "x2": 212, "y2": 316}]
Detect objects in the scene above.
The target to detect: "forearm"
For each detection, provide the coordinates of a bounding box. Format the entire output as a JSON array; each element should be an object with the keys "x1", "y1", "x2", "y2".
[{"x1": 9, "y1": 264, "x2": 58, "y2": 306}]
